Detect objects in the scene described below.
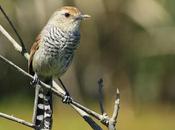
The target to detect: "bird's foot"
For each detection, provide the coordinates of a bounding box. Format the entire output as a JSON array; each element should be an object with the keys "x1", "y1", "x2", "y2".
[
  {"x1": 58, "y1": 78, "x2": 72, "y2": 104},
  {"x1": 62, "y1": 93, "x2": 72, "y2": 104},
  {"x1": 30, "y1": 73, "x2": 40, "y2": 86}
]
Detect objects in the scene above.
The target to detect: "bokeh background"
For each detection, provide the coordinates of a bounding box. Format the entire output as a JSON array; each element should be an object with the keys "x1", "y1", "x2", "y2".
[{"x1": 0, "y1": 0, "x2": 175, "y2": 130}]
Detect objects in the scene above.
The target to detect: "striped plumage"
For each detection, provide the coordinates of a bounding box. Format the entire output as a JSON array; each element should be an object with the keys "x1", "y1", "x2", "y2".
[
  {"x1": 28, "y1": 6, "x2": 90, "y2": 130},
  {"x1": 32, "y1": 25, "x2": 80, "y2": 77}
]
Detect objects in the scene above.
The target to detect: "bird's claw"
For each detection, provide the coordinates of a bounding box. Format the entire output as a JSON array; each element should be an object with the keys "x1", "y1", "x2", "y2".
[
  {"x1": 30, "y1": 74, "x2": 40, "y2": 86},
  {"x1": 62, "y1": 93, "x2": 72, "y2": 104}
]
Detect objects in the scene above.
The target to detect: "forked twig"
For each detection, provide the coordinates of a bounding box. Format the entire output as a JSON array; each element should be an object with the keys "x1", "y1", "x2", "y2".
[{"x1": 108, "y1": 89, "x2": 120, "y2": 130}]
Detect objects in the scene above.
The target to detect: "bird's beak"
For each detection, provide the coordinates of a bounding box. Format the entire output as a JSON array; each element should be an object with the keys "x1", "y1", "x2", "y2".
[
  {"x1": 76, "y1": 14, "x2": 91, "y2": 20},
  {"x1": 81, "y1": 14, "x2": 91, "y2": 19}
]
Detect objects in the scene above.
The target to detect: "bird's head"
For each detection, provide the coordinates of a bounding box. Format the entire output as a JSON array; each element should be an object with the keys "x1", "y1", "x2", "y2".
[{"x1": 48, "y1": 6, "x2": 90, "y2": 32}]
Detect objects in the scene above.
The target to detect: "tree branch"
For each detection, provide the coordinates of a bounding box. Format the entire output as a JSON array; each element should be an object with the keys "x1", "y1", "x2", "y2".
[
  {"x1": 0, "y1": 25, "x2": 29, "y2": 60},
  {"x1": 111, "y1": 89, "x2": 120, "y2": 122},
  {"x1": 108, "y1": 89, "x2": 120, "y2": 130},
  {"x1": 71, "y1": 105, "x2": 102, "y2": 130},
  {"x1": 0, "y1": 5, "x2": 27, "y2": 54},
  {"x1": 0, "y1": 112, "x2": 35, "y2": 128},
  {"x1": 32, "y1": 84, "x2": 41, "y2": 125}
]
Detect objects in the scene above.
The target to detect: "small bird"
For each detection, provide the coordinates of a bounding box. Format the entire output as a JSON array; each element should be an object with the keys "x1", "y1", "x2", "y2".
[{"x1": 28, "y1": 6, "x2": 90, "y2": 130}]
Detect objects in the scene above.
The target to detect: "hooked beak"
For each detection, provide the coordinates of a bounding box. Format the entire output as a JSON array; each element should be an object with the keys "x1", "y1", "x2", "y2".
[{"x1": 75, "y1": 14, "x2": 91, "y2": 20}]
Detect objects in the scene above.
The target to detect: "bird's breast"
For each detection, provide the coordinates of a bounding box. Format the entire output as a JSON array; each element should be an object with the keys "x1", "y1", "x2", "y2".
[{"x1": 32, "y1": 27, "x2": 80, "y2": 77}]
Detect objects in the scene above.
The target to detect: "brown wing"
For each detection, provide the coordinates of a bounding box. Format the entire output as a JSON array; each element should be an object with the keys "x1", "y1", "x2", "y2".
[{"x1": 28, "y1": 35, "x2": 41, "y2": 75}]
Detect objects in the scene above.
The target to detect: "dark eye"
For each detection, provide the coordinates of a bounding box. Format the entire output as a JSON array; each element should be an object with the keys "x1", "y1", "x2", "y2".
[{"x1": 64, "y1": 13, "x2": 70, "y2": 18}]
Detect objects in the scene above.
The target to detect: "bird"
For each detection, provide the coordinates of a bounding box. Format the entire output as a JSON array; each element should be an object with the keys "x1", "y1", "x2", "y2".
[{"x1": 28, "y1": 6, "x2": 90, "y2": 130}]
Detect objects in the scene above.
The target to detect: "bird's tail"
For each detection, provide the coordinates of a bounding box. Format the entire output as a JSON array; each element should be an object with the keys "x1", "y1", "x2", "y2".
[{"x1": 33, "y1": 79, "x2": 53, "y2": 130}]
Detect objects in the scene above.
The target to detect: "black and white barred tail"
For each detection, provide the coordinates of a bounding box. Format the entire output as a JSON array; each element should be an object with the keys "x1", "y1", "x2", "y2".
[{"x1": 33, "y1": 79, "x2": 53, "y2": 130}]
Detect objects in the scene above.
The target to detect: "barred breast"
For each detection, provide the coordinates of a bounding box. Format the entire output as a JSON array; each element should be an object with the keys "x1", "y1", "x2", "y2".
[{"x1": 32, "y1": 25, "x2": 80, "y2": 77}]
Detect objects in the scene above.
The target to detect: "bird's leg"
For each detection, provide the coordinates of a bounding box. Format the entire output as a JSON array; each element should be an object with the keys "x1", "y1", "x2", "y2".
[
  {"x1": 30, "y1": 73, "x2": 40, "y2": 86},
  {"x1": 58, "y1": 78, "x2": 70, "y2": 95},
  {"x1": 58, "y1": 78, "x2": 72, "y2": 104}
]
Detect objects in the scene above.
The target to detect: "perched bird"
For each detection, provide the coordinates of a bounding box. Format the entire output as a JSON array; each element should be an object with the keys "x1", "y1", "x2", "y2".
[{"x1": 28, "y1": 6, "x2": 90, "y2": 130}]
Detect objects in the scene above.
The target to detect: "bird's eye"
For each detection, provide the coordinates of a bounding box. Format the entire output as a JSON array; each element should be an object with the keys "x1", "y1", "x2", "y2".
[{"x1": 64, "y1": 13, "x2": 70, "y2": 18}]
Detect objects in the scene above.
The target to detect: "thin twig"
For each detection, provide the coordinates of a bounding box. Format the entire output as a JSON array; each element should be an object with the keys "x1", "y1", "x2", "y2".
[
  {"x1": 0, "y1": 5, "x2": 27, "y2": 54},
  {"x1": 97, "y1": 79, "x2": 110, "y2": 127},
  {"x1": 71, "y1": 105, "x2": 102, "y2": 130},
  {"x1": 0, "y1": 112, "x2": 35, "y2": 128},
  {"x1": 111, "y1": 89, "x2": 120, "y2": 122},
  {"x1": 32, "y1": 84, "x2": 41, "y2": 125},
  {"x1": 98, "y1": 78, "x2": 105, "y2": 114},
  {"x1": 0, "y1": 25, "x2": 29, "y2": 59},
  {"x1": 71, "y1": 100, "x2": 103, "y2": 122},
  {"x1": 108, "y1": 89, "x2": 120, "y2": 130}
]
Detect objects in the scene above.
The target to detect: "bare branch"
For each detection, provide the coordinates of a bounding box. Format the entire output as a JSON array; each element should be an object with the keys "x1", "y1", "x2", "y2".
[
  {"x1": 0, "y1": 5, "x2": 27, "y2": 54},
  {"x1": 0, "y1": 25, "x2": 29, "y2": 60},
  {"x1": 111, "y1": 89, "x2": 120, "y2": 121},
  {"x1": 71, "y1": 105, "x2": 102, "y2": 130},
  {"x1": 32, "y1": 84, "x2": 41, "y2": 125},
  {"x1": 108, "y1": 89, "x2": 120, "y2": 130},
  {"x1": 98, "y1": 78, "x2": 105, "y2": 114},
  {"x1": 0, "y1": 112, "x2": 35, "y2": 128},
  {"x1": 0, "y1": 54, "x2": 108, "y2": 126},
  {"x1": 71, "y1": 100, "x2": 104, "y2": 122}
]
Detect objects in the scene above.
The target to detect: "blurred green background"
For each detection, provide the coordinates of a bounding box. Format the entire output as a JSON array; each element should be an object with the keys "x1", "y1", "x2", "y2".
[{"x1": 0, "y1": 0, "x2": 175, "y2": 130}]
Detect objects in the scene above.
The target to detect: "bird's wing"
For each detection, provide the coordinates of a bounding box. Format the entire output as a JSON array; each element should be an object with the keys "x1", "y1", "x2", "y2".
[{"x1": 28, "y1": 35, "x2": 41, "y2": 75}]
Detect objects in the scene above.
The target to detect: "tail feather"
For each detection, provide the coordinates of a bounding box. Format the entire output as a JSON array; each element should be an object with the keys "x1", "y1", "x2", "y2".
[{"x1": 35, "y1": 79, "x2": 53, "y2": 130}]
